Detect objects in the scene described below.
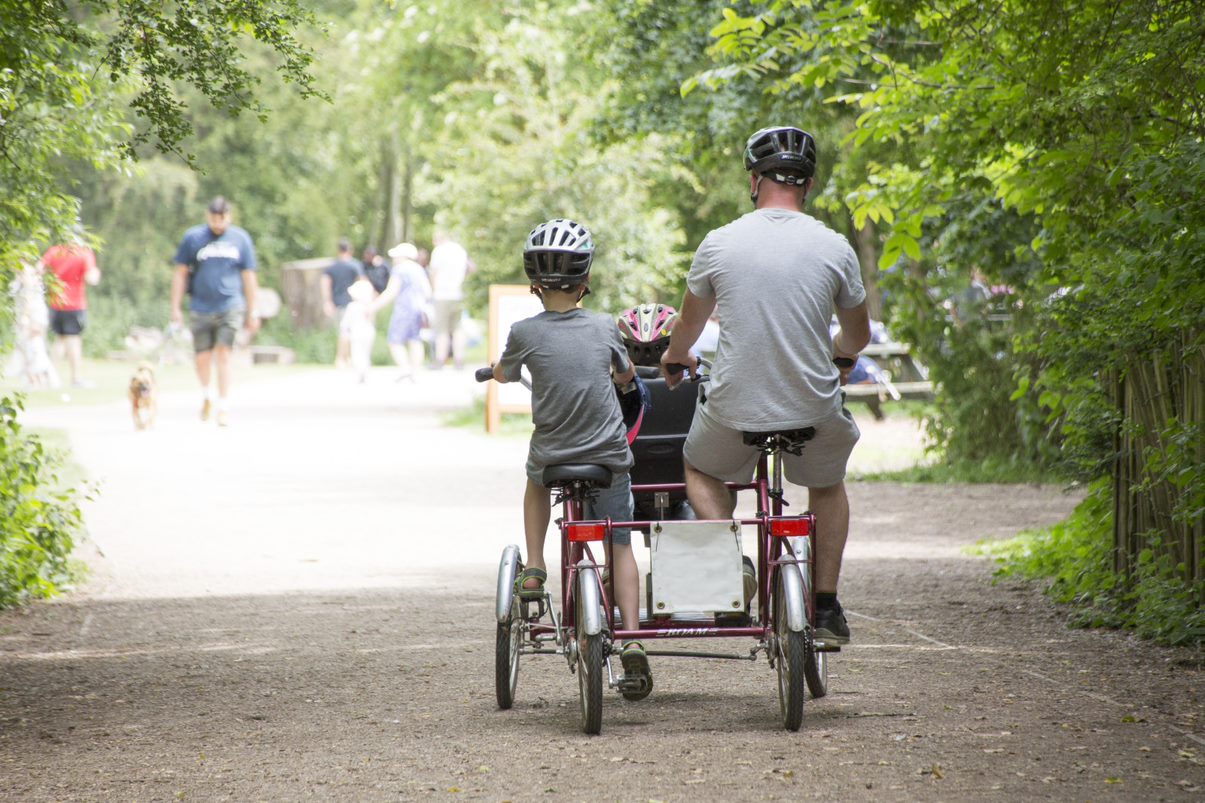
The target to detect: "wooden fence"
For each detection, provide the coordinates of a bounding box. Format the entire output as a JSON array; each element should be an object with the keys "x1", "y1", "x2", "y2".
[{"x1": 1111, "y1": 328, "x2": 1204, "y2": 603}]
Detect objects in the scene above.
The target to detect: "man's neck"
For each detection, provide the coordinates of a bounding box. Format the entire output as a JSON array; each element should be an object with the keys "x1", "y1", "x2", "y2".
[{"x1": 756, "y1": 194, "x2": 803, "y2": 212}]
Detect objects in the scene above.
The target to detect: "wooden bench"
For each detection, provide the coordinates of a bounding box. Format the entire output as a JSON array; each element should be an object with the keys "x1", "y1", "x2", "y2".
[{"x1": 843, "y1": 342, "x2": 933, "y2": 418}]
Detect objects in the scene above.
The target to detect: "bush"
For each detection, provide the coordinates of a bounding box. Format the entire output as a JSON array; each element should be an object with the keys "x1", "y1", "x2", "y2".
[
  {"x1": 977, "y1": 478, "x2": 1204, "y2": 647},
  {"x1": 0, "y1": 395, "x2": 83, "y2": 607}
]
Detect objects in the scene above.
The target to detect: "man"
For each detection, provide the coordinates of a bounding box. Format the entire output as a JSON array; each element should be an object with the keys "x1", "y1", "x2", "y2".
[
  {"x1": 321, "y1": 238, "x2": 365, "y2": 368},
  {"x1": 427, "y1": 231, "x2": 473, "y2": 368},
  {"x1": 171, "y1": 196, "x2": 259, "y2": 427},
  {"x1": 41, "y1": 234, "x2": 101, "y2": 388},
  {"x1": 660, "y1": 126, "x2": 871, "y2": 644}
]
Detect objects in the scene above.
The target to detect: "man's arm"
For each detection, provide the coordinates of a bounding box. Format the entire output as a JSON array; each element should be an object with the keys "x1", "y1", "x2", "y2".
[
  {"x1": 242, "y1": 270, "x2": 260, "y2": 335},
  {"x1": 832, "y1": 301, "x2": 871, "y2": 383},
  {"x1": 659, "y1": 289, "x2": 716, "y2": 387},
  {"x1": 84, "y1": 249, "x2": 101, "y2": 286},
  {"x1": 170, "y1": 264, "x2": 188, "y2": 324}
]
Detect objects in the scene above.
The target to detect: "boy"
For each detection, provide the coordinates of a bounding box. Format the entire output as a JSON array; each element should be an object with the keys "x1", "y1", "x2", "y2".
[{"x1": 492, "y1": 218, "x2": 652, "y2": 698}]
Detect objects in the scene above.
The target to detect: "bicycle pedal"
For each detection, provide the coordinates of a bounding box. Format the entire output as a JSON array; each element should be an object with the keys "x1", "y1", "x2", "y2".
[
  {"x1": 616, "y1": 674, "x2": 651, "y2": 695},
  {"x1": 815, "y1": 642, "x2": 842, "y2": 653}
]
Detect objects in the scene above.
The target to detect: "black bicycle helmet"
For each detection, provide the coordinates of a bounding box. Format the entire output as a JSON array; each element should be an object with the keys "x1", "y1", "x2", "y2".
[
  {"x1": 522, "y1": 218, "x2": 594, "y2": 289},
  {"x1": 743, "y1": 126, "x2": 817, "y2": 184}
]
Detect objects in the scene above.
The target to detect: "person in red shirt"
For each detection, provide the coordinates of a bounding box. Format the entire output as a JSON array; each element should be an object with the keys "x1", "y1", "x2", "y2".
[{"x1": 41, "y1": 241, "x2": 101, "y2": 388}]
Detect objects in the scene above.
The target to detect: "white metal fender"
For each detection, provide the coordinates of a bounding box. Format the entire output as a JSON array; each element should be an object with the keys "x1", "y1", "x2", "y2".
[
  {"x1": 576, "y1": 560, "x2": 604, "y2": 636},
  {"x1": 778, "y1": 561, "x2": 808, "y2": 634},
  {"x1": 496, "y1": 544, "x2": 521, "y2": 623}
]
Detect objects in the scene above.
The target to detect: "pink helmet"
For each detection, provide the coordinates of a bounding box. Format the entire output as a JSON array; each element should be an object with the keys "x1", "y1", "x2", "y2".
[{"x1": 617, "y1": 303, "x2": 678, "y2": 366}]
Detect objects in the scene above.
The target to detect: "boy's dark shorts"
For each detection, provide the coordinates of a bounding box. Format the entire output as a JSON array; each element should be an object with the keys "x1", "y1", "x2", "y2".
[
  {"x1": 190, "y1": 309, "x2": 244, "y2": 353},
  {"x1": 50, "y1": 310, "x2": 87, "y2": 336},
  {"x1": 526, "y1": 462, "x2": 636, "y2": 546}
]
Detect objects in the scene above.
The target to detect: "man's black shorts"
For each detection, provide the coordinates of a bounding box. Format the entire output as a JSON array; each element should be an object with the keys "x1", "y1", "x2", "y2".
[{"x1": 50, "y1": 310, "x2": 87, "y2": 336}]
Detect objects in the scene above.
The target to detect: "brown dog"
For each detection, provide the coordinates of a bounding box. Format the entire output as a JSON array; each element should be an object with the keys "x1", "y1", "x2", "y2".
[{"x1": 128, "y1": 363, "x2": 157, "y2": 430}]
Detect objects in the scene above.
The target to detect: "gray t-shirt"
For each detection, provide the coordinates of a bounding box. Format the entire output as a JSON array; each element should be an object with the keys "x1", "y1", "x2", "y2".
[
  {"x1": 687, "y1": 208, "x2": 866, "y2": 430},
  {"x1": 498, "y1": 308, "x2": 634, "y2": 475}
]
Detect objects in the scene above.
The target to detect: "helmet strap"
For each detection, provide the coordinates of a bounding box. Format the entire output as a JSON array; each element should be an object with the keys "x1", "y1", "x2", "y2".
[{"x1": 750, "y1": 174, "x2": 764, "y2": 207}]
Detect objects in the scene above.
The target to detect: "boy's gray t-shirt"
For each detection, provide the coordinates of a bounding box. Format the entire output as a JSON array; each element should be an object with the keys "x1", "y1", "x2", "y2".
[
  {"x1": 498, "y1": 308, "x2": 634, "y2": 477},
  {"x1": 687, "y1": 208, "x2": 866, "y2": 430}
]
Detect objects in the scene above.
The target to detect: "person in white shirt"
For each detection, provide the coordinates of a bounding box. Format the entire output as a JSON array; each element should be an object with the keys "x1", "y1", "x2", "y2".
[{"x1": 427, "y1": 231, "x2": 473, "y2": 368}]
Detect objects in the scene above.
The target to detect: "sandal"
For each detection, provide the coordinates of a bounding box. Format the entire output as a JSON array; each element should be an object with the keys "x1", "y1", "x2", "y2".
[
  {"x1": 620, "y1": 640, "x2": 654, "y2": 701},
  {"x1": 514, "y1": 567, "x2": 548, "y2": 601}
]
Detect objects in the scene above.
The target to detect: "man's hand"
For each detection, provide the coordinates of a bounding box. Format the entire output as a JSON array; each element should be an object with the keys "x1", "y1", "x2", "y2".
[
  {"x1": 170, "y1": 307, "x2": 183, "y2": 325},
  {"x1": 660, "y1": 350, "x2": 698, "y2": 390},
  {"x1": 834, "y1": 355, "x2": 856, "y2": 386},
  {"x1": 245, "y1": 313, "x2": 261, "y2": 336},
  {"x1": 323, "y1": 301, "x2": 336, "y2": 318}
]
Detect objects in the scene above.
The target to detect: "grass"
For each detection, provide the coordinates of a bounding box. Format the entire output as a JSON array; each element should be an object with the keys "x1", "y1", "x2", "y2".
[
  {"x1": 442, "y1": 397, "x2": 533, "y2": 437},
  {"x1": 856, "y1": 455, "x2": 1069, "y2": 484}
]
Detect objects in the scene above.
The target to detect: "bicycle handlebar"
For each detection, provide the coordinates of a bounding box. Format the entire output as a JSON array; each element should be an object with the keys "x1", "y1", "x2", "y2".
[
  {"x1": 475, "y1": 367, "x2": 495, "y2": 383},
  {"x1": 833, "y1": 356, "x2": 855, "y2": 369}
]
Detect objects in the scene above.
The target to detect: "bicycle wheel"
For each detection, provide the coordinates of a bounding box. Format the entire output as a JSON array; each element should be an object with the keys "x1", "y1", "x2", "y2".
[
  {"x1": 804, "y1": 640, "x2": 828, "y2": 699},
  {"x1": 575, "y1": 570, "x2": 604, "y2": 735},
  {"x1": 577, "y1": 632, "x2": 604, "y2": 734},
  {"x1": 495, "y1": 611, "x2": 521, "y2": 709},
  {"x1": 774, "y1": 568, "x2": 806, "y2": 731}
]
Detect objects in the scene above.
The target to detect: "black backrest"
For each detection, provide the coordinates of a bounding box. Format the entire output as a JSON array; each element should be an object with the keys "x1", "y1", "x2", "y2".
[{"x1": 630, "y1": 377, "x2": 698, "y2": 504}]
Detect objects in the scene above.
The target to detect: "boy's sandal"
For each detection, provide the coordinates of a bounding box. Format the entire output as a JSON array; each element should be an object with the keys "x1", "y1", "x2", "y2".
[
  {"x1": 514, "y1": 567, "x2": 548, "y2": 601},
  {"x1": 620, "y1": 640, "x2": 654, "y2": 701}
]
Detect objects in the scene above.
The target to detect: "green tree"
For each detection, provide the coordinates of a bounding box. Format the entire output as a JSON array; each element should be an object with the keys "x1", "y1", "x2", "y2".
[
  {"x1": 696, "y1": 0, "x2": 1205, "y2": 634},
  {"x1": 0, "y1": 0, "x2": 320, "y2": 607}
]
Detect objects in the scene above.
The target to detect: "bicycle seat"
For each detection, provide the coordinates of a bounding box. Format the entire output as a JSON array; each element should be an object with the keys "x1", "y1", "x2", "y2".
[
  {"x1": 741, "y1": 427, "x2": 816, "y2": 455},
  {"x1": 542, "y1": 463, "x2": 614, "y2": 488}
]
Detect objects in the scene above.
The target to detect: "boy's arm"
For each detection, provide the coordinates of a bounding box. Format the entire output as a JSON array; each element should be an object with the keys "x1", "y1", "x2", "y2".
[
  {"x1": 492, "y1": 362, "x2": 508, "y2": 383},
  {"x1": 613, "y1": 362, "x2": 635, "y2": 385}
]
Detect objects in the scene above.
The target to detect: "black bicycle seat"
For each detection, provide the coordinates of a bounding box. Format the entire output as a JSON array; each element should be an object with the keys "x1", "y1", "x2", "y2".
[
  {"x1": 542, "y1": 463, "x2": 613, "y2": 488},
  {"x1": 741, "y1": 427, "x2": 816, "y2": 455}
]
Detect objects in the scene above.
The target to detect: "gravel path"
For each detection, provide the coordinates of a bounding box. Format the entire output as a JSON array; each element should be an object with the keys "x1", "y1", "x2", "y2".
[{"x1": 1, "y1": 366, "x2": 1200, "y2": 801}]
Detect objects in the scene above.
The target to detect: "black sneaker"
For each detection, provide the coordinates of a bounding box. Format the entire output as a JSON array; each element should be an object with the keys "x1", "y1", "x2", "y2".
[
  {"x1": 742, "y1": 556, "x2": 757, "y2": 613},
  {"x1": 814, "y1": 601, "x2": 850, "y2": 645}
]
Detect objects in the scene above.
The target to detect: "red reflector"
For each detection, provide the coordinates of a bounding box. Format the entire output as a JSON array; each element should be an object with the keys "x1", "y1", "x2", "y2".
[
  {"x1": 769, "y1": 516, "x2": 812, "y2": 537},
  {"x1": 567, "y1": 522, "x2": 606, "y2": 542}
]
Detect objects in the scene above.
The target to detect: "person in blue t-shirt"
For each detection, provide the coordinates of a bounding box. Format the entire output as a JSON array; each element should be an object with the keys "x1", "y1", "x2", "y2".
[
  {"x1": 321, "y1": 238, "x2": 365, "y2": 368},
  {"x1": 170, "y1": 196, "x2": 259, "y2": 427}
]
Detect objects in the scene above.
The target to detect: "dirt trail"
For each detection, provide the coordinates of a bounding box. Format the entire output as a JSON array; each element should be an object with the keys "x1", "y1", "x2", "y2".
[{"x1": 1, "y1": 366, "x2": 1201, "y2": 801}]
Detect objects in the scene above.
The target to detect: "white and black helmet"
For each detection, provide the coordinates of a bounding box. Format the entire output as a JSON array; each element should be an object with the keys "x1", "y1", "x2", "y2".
[
  {"x1": 523, "y1": 218, "x2": 594, "y2": 289},
  {"x1": 744, "y1": 126, "x2": 817, "y2": 184}
]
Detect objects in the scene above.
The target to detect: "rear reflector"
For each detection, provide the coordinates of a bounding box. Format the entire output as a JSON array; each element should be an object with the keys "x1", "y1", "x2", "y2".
[
  {"x1": 769, "y1": 516, "x2": 813, "y2": 537},
  {"x1": 567, "y1": 521, "x2": 607, "y2": 542}
]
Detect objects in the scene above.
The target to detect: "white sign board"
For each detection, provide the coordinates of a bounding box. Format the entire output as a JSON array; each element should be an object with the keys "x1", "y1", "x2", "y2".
[{"x1": 486, "y1": 285, "x2": 543, "y2": 433}]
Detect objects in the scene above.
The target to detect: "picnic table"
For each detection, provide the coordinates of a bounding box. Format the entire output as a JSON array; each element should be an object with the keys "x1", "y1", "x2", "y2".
[{"x1": 843, "y1": 341, "x2": 933, "y2": 419}]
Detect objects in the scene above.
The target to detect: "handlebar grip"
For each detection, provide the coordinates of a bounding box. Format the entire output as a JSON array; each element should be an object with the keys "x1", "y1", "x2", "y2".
[
  {"x1": 833, "y1": 357, "x2": 855, "y2": 369},
  {"x1": 475, "y1": 367, "x2": 495, "y2": 383},
  {"x1": 666, "y1": 362, "x2": 692, "y2": 376}
]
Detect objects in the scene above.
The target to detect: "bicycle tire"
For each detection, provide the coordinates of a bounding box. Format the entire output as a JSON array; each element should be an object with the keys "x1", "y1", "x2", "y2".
[
  {"x1": 774, "y1": 570, "x2": 806, "y2": 731},
  {"x1": 495, "y1": 614, "x2": 521, "y2": 709},
  {"x1": 577, "y1": 633, "x2": 603, "y2": 734},
  {"x1": 804, "y1": 637, "x2": 828, "y2": 699}
]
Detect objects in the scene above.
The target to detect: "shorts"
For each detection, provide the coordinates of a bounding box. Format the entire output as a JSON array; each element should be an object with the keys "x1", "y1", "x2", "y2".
[
  {"x1": 526, "y1": 461, "x2": 635, "y2": 546},
  {"x1": 190, "y1": 308, "x2": 244, "y2": 353},
  {"x1": 683, "y1": 401, "x2": 860, "y2": 489},
  {"x1": 431, "y1": 299, "x2": 463, "y2": 338},
  {"x1": 49, "y1": 309, "x2": 86, "y2": 336}
]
